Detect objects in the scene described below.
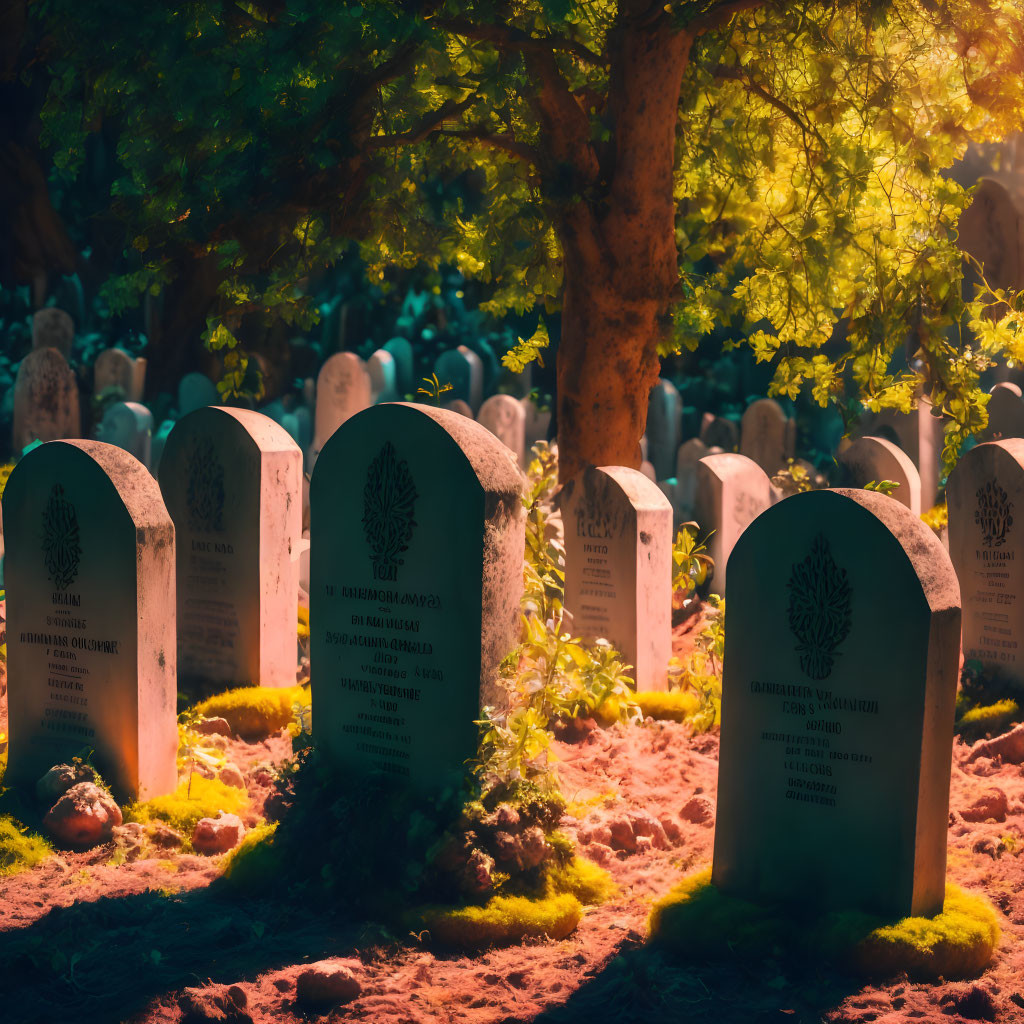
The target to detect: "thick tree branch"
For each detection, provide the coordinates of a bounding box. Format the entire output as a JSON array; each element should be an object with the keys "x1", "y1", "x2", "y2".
[
  {"x1": 438, "y1": 18, "x2": 606, "y2": 67},
  {"x1": 437, "y1": 128, "x2": 538, "y2": 164},
  {"x1": 366, "y1": 97, "x2": 477, "y2": 150}
]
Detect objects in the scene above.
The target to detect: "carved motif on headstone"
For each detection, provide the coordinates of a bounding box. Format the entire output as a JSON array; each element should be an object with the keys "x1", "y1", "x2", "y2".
[
  {"x1": 42, "y1": 484, "x2": 81, "y2": 591},
  {"x1": 975, "y1": 481, "x2": 1014, "y2": 548},
  {"x1": 362, "y1": 441, "x2": 418, "y2": 582},
  {"x1": 786, "y1": 534, "x2": 852, "y2": 680},
  {"x1": 186, "y1": 437, "x2": 226, "y2": 533}
]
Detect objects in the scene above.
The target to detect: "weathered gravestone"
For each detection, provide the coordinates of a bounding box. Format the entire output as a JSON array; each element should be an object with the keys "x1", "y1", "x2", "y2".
[
  {"x1": 740, "y1": 397, "x2": 795, "y2": 476},
  {"x1": 700, "y1": 412, "x2": 739, "y2": 451},
  {"x1": 96, "y1": 401, "x2": 153, "y2": 468},
  {"x1": 866, "y1": 397, "x2": 944, "y2": 510},
  {"x1": 712, "y1": 488, "x2": 961, "y2": 917},
  {"x1": 695, "y1": 453, "x2": 772, "y2": 595},
  {"x1": 32, "y1": 308, "x2": 74, "y2": 359},
  {"x1": 310, "y1": 404, "x2": 524, "y2": 788},
  {"x1": 675, "y1": 438, "x2": 712, "y2": 520},
  {"x1": 311, "y1": 352, "x2": 372, "y2": 467},
  {"x1": 478, "y1": 393, "x2": 527, "y2": 466},
  {"x1": 159, "y1": 408, "x2": 302, "y2": 689},
  {"x1": 947, "y1": 439, "x2": 1024, "y2": 689},
  {"x1": 444, "y1": 398, "x2": 474, "y2": 418},
  {"x1": 522, "y1": 396, "x2": 552, "y2": 452},
  {"x1": 435, "y1": 346, "x2": 484, "y2": 413},
  {"x1": 13, "y1": 348, "x2": 81, "y2": 451},
  {"x1": 983, "y1": 382, "x2": 1024, "y2": 442},
  {"x1": 367, "y1": 349, "x2": 399, "y2": 403},
  {"x1": 94, "y1": 348, "x2": 146, "y2": 403},
  {"x1": 383, "y1": 337, "x2": 415, "y2": 395},
  {"x1": 3, "y1": 440, "x2": 177, "y2": 800},
  {"x1": 837, "y1": 435, "x2": 922, "y2": 516},
  {"x1": 957, "y1": 177, "x2": 1024, "y2": 293},
  {"x1": 561, "y1": 466, "x2": 672, "y2": 691},
  {"x1": 177, "y1": 372, "x2": 218, "y2": 417},
  {"x1": 646, "y1": 379, "x2": 683, "y2": 481}
]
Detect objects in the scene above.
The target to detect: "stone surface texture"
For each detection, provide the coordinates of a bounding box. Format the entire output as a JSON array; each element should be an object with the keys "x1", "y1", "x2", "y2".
[
  {"x1": 13, "y1": 348, "x2": 81, "y2": 450},
  {"x1": 837, "y1": 434, "x2": 923, "y2": 515}
]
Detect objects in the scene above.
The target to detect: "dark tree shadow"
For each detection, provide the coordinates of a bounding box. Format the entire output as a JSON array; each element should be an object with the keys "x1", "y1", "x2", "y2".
[{"x1": 0, "y1": 879, "x2": 367, "y2": 1024}]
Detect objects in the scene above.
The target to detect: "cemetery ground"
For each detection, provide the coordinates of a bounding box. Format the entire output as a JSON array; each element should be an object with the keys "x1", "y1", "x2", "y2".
[{"x1": 1, "y1": 607, "x2": 1024, "y2": 1024}]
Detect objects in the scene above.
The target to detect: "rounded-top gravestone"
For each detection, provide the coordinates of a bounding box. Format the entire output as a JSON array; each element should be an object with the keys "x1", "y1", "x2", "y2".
[
  {"x1": 159, "y1": 407, "x2": 303, "y2": 689},
  {"x1": 13, "y1": 347, "x2": 81, "y2": 452},
  {"x1": 310, "y1": 403, "x2": 525, "y2": 790},
  {"x1": 837, "y1": 435, "x2": 922, "y2": 515},
  {"x1": 3, "y1": 440, "x2": 177, "y2": 800},
  {"x1": 713, "y1": 488, "x2": 961, "y2": 918}
]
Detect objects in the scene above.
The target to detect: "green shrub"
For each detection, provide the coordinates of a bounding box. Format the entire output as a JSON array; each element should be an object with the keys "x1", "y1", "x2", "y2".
[{"x1": 0, "y1": 816, "x2": 52, "y2": 876}]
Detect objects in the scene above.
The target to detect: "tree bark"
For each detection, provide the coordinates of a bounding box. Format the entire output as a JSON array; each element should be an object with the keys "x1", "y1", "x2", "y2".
[{"x1": 533, "y1": 10, "x2": 691, "y2": 481}]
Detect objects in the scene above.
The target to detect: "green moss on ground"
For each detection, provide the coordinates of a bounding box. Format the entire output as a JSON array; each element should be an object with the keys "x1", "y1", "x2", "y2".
[
  {"x1": 634, "y1": 690, "x2": 702, "y2": 723},
  {"x1": 0, "y1": 815, "x2": 52, "y2": 876},
  {"x1": 222, "y1": 822, "x2": 278, "y2": 884},
  {"x1": 955, "y1": 698, "x2": 1020, "y2": 742},
  {"x1": 124, "y1": 776, "x2": 248, "y2": 847},
  {"x1": 191, "y1": 684, "x2": 309, "y2": 739},
  {"x1": 649, "y1": 870, "x2": 999, "y2": 981}
]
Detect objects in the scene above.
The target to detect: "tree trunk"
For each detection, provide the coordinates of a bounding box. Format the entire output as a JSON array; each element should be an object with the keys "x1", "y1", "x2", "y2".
[{"x1": 534, "y1": 12, "x2": 691, "y2": 482}]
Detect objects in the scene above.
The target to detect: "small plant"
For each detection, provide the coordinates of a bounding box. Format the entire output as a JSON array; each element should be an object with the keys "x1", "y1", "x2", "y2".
[
  {"x1": 771, "y1": 459, "x2": 813, "y2": 496},
  {"x1": 176, "y1": 710, "x2": 226, "y2": 798},
  {"x1": 416, "y1": 374, "x2": 454, "y2": 405},
  {"x1": 664, "y1": 596, "x2": 724, "y2": 733},
  {"x1": 864, "y1": 479, "x2": 900, "y2": 496},
  {"x1": 671, "y1": 522, "x2": 714, "y2": 599},
  {"x1": 921, "y1": 502, "x2": 948, "y2": 536},
  {"x1": 521, "y1": 441, "x2": 564, "y2": 626}
]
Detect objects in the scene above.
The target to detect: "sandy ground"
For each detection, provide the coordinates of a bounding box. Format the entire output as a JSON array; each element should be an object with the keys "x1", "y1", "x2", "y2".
[{"x1": 1, "y1": 714, "x2": 1023, "y2": 1023}]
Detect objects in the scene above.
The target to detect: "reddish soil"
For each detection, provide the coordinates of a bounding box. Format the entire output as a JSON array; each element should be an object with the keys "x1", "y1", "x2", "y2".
[{"x1": 2, "y1": 714, "x2": 1024, "y2": 1024}]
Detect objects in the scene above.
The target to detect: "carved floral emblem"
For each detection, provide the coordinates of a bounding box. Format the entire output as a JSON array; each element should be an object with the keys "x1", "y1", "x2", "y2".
[
  {"x1": 363, "y1": 442, "x2": 418, "y2": 582},
  {"x1": 42, "y1": 484, "x2": 81, "y2": 590},
  {"x1": 975, "y1": 481, "x2": 1013, "y2": 548},
  {"x1": 787, "y1": 534, "x2": 852, "y2": 680},
  {"x1": 187, "y1": 436, "x2": 225, "y2": 533}
]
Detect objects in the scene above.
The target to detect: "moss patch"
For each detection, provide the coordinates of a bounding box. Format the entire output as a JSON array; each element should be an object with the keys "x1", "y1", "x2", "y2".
[
  {"x1": 649, "y1": 871, "x2": 999, "y2": 981},
  {"x1": 955, "y1": 698, "x2": 1020, "y2": 742},
  {"x1": 191, "y1": 684, "x2": 309, "y2": 739},
  {"x1": 0, "y1": 816, "x2": 52, "y2": 876},
  {"x1": 407, "y1": 856, "x2": 614, "y2": 949},
  {"x1": 634, "y1": 690, "x2": 702, "y2": 723},
  {"x1": 124, "y1": 776, "x2": 248, "y2": 846},
  {"x1": 222, "y1": 822, "x2": 278, "y2": 884}
]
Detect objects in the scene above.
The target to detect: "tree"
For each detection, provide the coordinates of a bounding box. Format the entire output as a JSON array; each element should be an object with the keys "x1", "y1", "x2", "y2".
[{"x1": 375, "y1": 0, "x2": 1024, "y2": 478}]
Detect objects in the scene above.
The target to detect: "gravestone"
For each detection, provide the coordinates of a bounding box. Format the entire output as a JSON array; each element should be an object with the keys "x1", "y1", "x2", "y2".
[
  {"x1": 675, "y1": 438, "x2": 711, "y2": 520},
  {"x1": 957, "y1": 177, "x2": 1024, "y2": 292},
  {"x1": 478, "y1": 394, "x2": 527, "y2": 466},
  {"x1": 32, "y1": 308, "x2": 74, "y2": 359},
  {"x1": 3, "y1": 440, "x2": 177, "y2": 800},
  {"x1": 867, "y1": 397, "x2": 944, "y2": 510},
  {"x1": 94, "y1": 348, "x2": 146, "y2": 403},
  {"x1": 837, "y1": 436, "x2": 922, "y2": 516},
  {"x1": 367, "y1": 349, "x2": 398, "y2": 403},
  {"x1": 159, "y1": 407, "x2": 302, "y2": 689},
  {"x1": 947, "y1": 439, "x2": 1024, "y2": 689},
  {"x1": 646, "y1": 379, "x2": 683, "y2": 481},
  {"x1": 984, "y1": 382, "x2": 1024, "y2": 442},
  {"x1": 522, "y1": 396, "x2": 552, "y2": 452},
  {"x1": 713, "y1": 488, "x2": 961, "y2": 917},
  {"x1": 740, "y1": 398, "x2": 795, "y2": 476},
  {"x1": 310, "y1": 403, "x2": 524, "y2": 788},
  {"x1": 640, "y1": 461, "x2": 657, "y2": 482},
  {"x1": 311, "y1": 352, "x2": 372, "y2": 466},
  {"x1": 13, "y1": 348, "x2": 81, "y2": 451},
  {"x1": 96, "y1": 401, "x2": 153, "y2": 468},
  {"x1": 700, "y1": 412, "x2": 739, "y2": 451},
  {"x1": 444, "y1": 398, "x2": 474, "y2": 418},
  {"x1": 435, "y1": 346, "x2": 484, "y2": 412},
  {"x1": 383, "y1": 337, "x2": 415, "y2": 395},
  {"x1": 178, "y1": 372, "x2": 218, "y2": 416},
  {"x1": 150, "y1": 419, "x2": 175, "y2": 477},
  {"x1": 695, "y1": 453, "x2": 772, "y2": 595},
  {"x1": 562, "y1": 466, "x2": 672, "y2": 690}
]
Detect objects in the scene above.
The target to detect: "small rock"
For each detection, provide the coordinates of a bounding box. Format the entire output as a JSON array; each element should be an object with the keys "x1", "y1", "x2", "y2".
[
  {"x1": 226, "y1": 986, "x2": 247, "y2": 1009},
  {"x1": 972, "y1": 835, "x2": 1004, "y2": 859},
  {"x1": 608, "y1": 816, "x2": 638, "y2": 852},
  {"x1": 195, "y1": 716, "x2": 232, "y2": 736},
  {"x1": 36, "y1": 762, "x2": 98, "y2": 805},
  {"x1": 967, "y1": 724, "x2": 1024, "y2": 764},
  {"x1": 147, "y1": 822, "x2": 184, "y2": 849},
  {"x1": 659, "y1": 815, "x2": 682, "y2": 843},
  {"x1": 43, "y1": 782, "x2": 122, "y2": 849},
  {"x1": 218, "y1": 763, "x2": 246, "y2": 789},
  {"x1": 271, "y1": 977, "x2": 293, "y2": 992},
  {"x1": 680, "y1": 796, "x2": 715, "y2": 825},
  {"x1": 584, "y1": 842, "x2": 614, "y2": 865},
  {"x1": 577, "y1": 823, "x2": 612, "y2": 847},
  {"x1": 940, "y1": 983, "x2": 998, "y2": 1021},
  {"x1": 179, "y1": 984, "x2": 254, "y2": 1024},
  {"x1": 962, "y1": 788, "x2": 1008, "y2": 823},
  {"x1": 111, "y1": 822, "x2": 145, "y2": 862},
  {"x1": 295, "y1": 960, "x2": 362, "y2": 1007},
  {"x1": 192, "y1": 812, "x2": 245, "y2": 855},
  {"x1": 627, "y1": 809, "x2": 668, "y2": 849}
]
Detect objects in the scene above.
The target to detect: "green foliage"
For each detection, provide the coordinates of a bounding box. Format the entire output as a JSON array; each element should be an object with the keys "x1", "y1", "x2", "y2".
[
  {"x1": 955, "y1": 699, "x2": 1020, "y2": 742},
  {"x1": 671, "y1": 522, "x2": 714, "y2": 598},
  {"x1": 416, "y1": 374, "x2": 455, "y2": 405},
  {"x1": 921, "y1": 502, "x2": 949, "y2": 536},
  {"x1": 413, "y1": 891, "x2": 581, "y2": 947},
  {"x1": 521, "y1": 441, "x2": 563, "y2": 626},
  {"x1": 771, "y1": 459, "x2": 813, "y2": 496},
  {"x1": 649, "y1": 870, "x2": 999, "y2": 981},
  {"x1": 502, "y1": 321, "x2": 550, "y2": 373},
  {"x1": 664, "y1": 596, "x2": 725, "y2": 733},
  {"x1": 0, "y1": 816, "x2": 52, "y2": 876},
  {"x1": 0, "y1": 463, "x2": 14, "y2": 499},
  {"x1": 176, "y1": 710, "x2": 227, "y2": 798},
  {"x1": 864, "y1": 479, "x2": 900, "y2": 496},
  {"x1": 956, "y1": 658, "x2": 1021, "y2": 739}
]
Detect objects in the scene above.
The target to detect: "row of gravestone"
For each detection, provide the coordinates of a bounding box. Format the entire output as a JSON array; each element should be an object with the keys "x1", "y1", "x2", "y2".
[{"x1": 1, "y1": 415, "x2": 971, "y2": 921}]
